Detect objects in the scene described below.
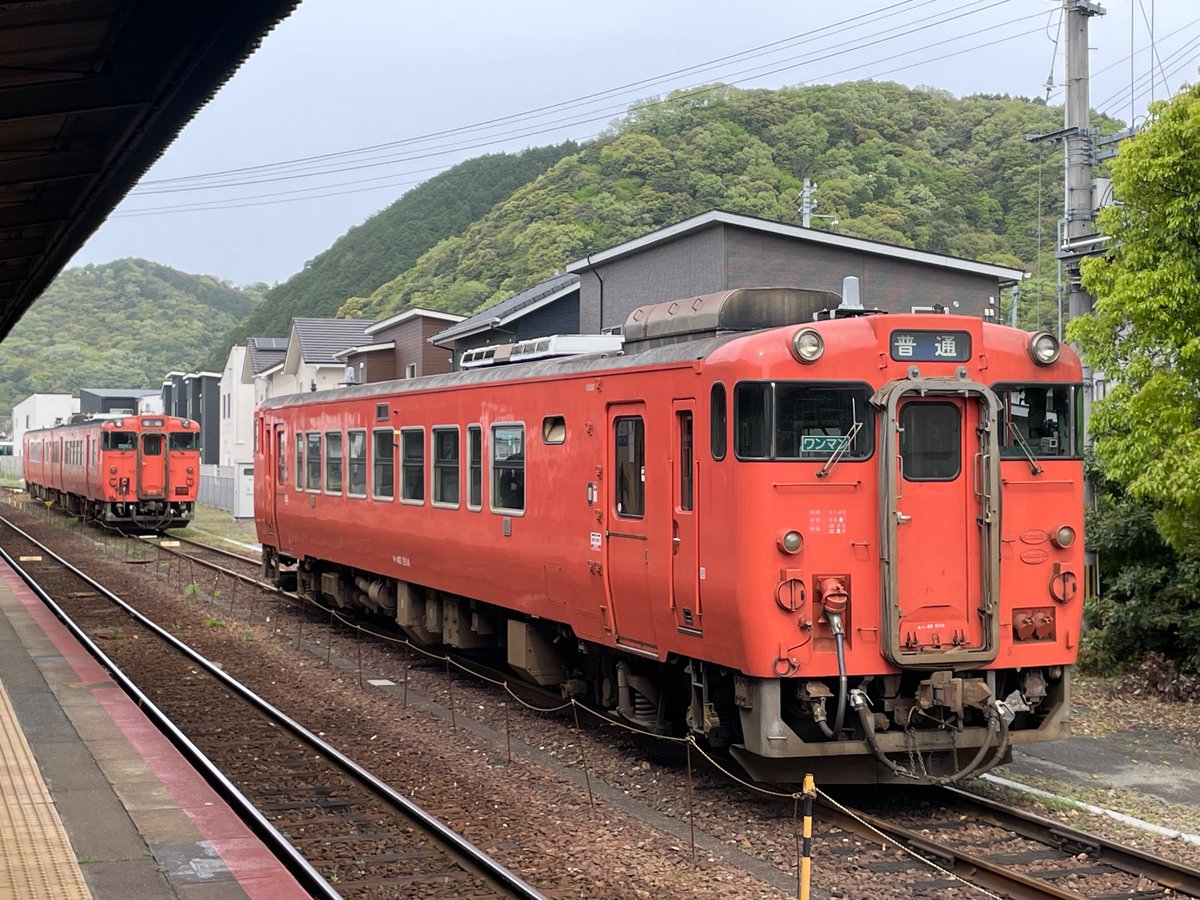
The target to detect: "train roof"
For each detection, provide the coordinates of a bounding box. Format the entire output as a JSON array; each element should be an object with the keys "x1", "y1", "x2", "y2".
[{"x1": 23, "y1": 414, "x2": 199, "y2": 435}]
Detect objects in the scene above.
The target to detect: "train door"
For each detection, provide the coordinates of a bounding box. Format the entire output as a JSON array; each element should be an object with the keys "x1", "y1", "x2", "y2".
[
  {"x1": 138, "y1": 431, "x2": 167, "y2": 498},
  {"x1": 259, "y1": 421, "x2": 284, "y2": 543},
  {"x1": 670, "y1": 400, "x2": 701, "y2": 633},
  {"x1": 878, "y1": 380, "x2": 1001, "y2": 668},
  {"x1": 603, "y1": 403, "x2": 659, "y2": 654}
]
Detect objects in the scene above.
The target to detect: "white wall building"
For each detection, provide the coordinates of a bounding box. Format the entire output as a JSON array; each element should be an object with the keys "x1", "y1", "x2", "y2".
[
  {"x1": 219, "y1": 345, "x2": 256, "y2": 467},
  {"x1": 12, "y1": 393, "x2": 80, "y2": 453}
]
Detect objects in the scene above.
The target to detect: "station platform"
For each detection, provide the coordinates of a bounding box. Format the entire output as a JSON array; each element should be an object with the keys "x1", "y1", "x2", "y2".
[{"x1": 0, "y1": 559, "x2": 307, "y2": 899}]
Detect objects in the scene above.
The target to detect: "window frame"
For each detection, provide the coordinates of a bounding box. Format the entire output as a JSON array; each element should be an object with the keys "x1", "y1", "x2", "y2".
[
  {"x1": 347, "y1": 429, "x2": 368, "y2": 498},
  {"x1": 733, "y1": 380, "x2": 875, "y2": 463},
  {"x1": 305, "y1": 432, "x2": 322, "y2": 493},
  {"x1": 710, "y1": 382, "x2": 727, "y2": 461},
  {"x1": 295, "y1": 433, "x2": 305, "y2": 490},
  {"x1": 489, "y1": 421, "x2": 526, "y2": 515},
  {"x1": 324, "y1": 431, "x2": 344, "y2": 495},
  {"x1": 899, "y1": 401, "x2": 962, "y2": 482},
  {"x1": 276, "y1": 430, "x2": 287, "y2": 485},
  {"x1": 467, "y1": 424, "x2": 483, "y2": 512},
  {"x1": 613, "y1": 415, "x2": 645, "y2": 519},
  {"x1": 400, "y1": 426, "x2": 426, "y2": 505},
  {"x1": 431, "y1": 425, "x2": 461, "y2": 509},
  {"x1": 541, "y1": 415, "x2": 566, "y2": 444},
  {"x1": 994, "y1": 382, "x2": 1084, "y2": 460},
  {"x1": 371, "y1": 428, "x2": 395, "y2": 501}
]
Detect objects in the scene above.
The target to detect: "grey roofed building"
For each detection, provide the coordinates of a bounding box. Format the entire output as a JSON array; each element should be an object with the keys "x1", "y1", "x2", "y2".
[
  {"x1": 79, "y1": 388, "x2": 160, "y2": 416},
  {"x1": 430, "y1": 274, "x2": 579, "y2": 346},
  {"x1": 289, "y1": 317, "x2": 375, "y2": 365},
  {"x1": 566, "y1": 209, "x2": 1026, "y2": 333},
  {"x1": 241, "y1": 336, "x2": 288, "y2": 384},
  {"x1": 428, "y1": 274, "x2": 580, "y2": 370}
]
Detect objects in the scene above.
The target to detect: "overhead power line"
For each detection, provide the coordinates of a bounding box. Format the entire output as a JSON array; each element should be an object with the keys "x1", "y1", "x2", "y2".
[
  {"x1": 131, "y1": 0, "x2": 1017, "y2": 195},
  {"x1": 114, "y1": 12, "x2": 1046, "y2": 219}
]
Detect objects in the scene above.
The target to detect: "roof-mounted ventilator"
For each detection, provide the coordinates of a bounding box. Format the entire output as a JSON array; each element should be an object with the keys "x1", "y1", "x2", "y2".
[{"x1": 459, "y1": 334, "x2": 623, "y2": 369}]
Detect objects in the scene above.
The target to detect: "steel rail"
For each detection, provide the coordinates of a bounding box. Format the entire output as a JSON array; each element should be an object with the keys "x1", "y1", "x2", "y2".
[
  {"x1": 941, "y1": 786, "x2": 1200, "y2": 897},
  {"x1": 0, "y1": 514, "x2": 547, "y2": 900},
  {"x1": 0, "y1": 528, "x2": 339, "y2": 899}
]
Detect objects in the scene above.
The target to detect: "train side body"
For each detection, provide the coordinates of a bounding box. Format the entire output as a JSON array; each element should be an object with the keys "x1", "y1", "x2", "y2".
[
  {"x1": 24, "y1": 415, "x2": 201, "y2": 529},
  {"x1": 255, "y1": 310, "x2": 1085, "y2": 783}
]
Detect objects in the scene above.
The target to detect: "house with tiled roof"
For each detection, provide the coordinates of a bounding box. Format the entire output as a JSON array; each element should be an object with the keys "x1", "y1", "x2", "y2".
[
  {"x1": 429, "y1": 274, "x2": 579, "y2": 370},
  {"x1": 335, "y1": 307, "x2": 463, "y2": 384}
]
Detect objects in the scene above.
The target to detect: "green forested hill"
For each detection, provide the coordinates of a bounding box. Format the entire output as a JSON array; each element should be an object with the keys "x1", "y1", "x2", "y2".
[
  {"x1": 0, "y1": 259, "x2": 260, "y2": 410},
  {"x1": 208, "y1": 142, "x2": 578, "y2": 366},
  {"x1": 339, "y1": 81, "x2": 1122, "y2": 328}
]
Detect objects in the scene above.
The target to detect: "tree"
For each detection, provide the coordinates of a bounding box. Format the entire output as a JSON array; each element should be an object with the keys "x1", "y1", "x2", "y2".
[{"x1": 1069, "y1": 82, "x2": 1200, "y2": 550}]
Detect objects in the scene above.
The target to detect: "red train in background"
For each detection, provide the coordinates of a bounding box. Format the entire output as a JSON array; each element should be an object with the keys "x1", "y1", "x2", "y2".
[
  {"x1": 24, "y1": 414, "x2": 202, "y2": 530},
  {"x1": 254, "y1": 287, "x2": 1084, "y2": 784}
]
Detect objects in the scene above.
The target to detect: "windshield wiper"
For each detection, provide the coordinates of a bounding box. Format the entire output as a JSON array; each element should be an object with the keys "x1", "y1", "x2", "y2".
[
  {"x1": 1006, "y1": 420, "x2": 1043, "y2": 475},
  {"x1": 817, "y1": 400, "x2": 862, "y2": 478}
]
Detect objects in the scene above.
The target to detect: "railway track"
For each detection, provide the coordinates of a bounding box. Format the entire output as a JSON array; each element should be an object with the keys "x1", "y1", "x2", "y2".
[
  {"x1": 825, "y1": 785, "x2": 1200, "y2": 899},
  {"x1": 8, "y1": 495, "x2": 1200, "y2": 898},
  {"x1": 0, "y1": 514, "x2": 545, "y2": 900}
]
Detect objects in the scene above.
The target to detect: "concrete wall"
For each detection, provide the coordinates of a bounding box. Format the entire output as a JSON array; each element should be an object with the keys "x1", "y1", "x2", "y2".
[{"x1": 578, "y1": 228, "x2": 725, "y2": 332}]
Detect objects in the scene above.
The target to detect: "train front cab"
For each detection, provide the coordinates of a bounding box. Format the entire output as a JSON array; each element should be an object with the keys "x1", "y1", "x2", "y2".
[
  {"x1": 718, "y1": 318, "x2": 1084, "y2": 785},
  {"x1": 94, "y1": 418, "x2": 200, "y2": 531}
]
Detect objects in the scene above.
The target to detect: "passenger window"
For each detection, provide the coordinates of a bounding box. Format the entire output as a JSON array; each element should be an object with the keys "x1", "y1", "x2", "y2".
[
  {"x1": 371, "y1": 429, "x2": 394, "y2": 499},
  {"x1": 467, "y1": 425, "x2": 482, "y2": 510},
  {"x1": 433, "y1": 427, "x2": 460, "y2": 506},
  {"x1": 710, "y1": 383, "x2": 727, "y2": 460},
  {"x1": 277, "y1": 431, "x2": 287, "y2": 485},
  {"x1": 678, "y1": 411, "x2": 693, "y2": 512},
  {"x1": 347, "y1": 430, "x2": 367, "y2": 496},
  {"x1": 401, "y1": 428, "x2": 425, "y2": 503},
  {"x1": 296, "y1": 433, "x2": 305, "y2": 490},
  {"x1": 899, "y1": 402, "x2": 961, "y2": 481},
  {"x1": 614, "y1": 416, "x2": 644, "y2": 518},
  {"x1": 325, "y1": 432, "x2": 343, "y2": 494},
  {"x1": 306, "y1": 433, "x2": 322, "y2": 491},
  {"x1": 491, "y1": 424, "x2": 524, "y2": 512}
]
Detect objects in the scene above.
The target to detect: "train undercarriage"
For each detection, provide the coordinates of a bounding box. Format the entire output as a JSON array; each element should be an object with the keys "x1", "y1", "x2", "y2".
[
  {"x1": 26, "y1": 483, "x2": 194, "y2": 532},
  {"x1": 264, "y1": 546, "x2": 1069, "y2": 785}
]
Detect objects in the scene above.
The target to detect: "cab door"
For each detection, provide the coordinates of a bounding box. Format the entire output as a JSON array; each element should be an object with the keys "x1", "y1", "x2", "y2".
[
  {"x1": 603, "y1": 404, "x2": 659, "y2": 654},
  {"x1": 878, "y1": 379, "x2": 1001, "y2": 668},
  {"x1": 670, "y1": 400, "x2": 701, "y2": 633},
  {"x1": 138, "y1": 432, "x2": 167, "y2": 498}
]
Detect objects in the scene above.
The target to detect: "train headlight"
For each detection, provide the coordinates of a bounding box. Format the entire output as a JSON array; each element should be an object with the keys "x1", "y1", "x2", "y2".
[
  {"x1": 1028, "y1": 332, "x2": 1060, "y2": 365},
  {"x1": 777, "y1": 530, "x2": 804, "y2": 554},
  {"x1": 789, "y1": 328, "x2": 824, "y2": 363},
  {"x1": 1051, "y1": 525, "x2": 1076, "y2": 548}
]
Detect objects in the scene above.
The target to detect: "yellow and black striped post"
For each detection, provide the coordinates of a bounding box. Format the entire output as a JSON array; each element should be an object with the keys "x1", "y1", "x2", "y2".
[{"x1": 800, "y1": 774, "x2": 816, "y2": 900}]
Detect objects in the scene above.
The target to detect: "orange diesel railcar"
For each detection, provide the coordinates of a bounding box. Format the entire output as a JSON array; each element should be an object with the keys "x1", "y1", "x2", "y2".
[
  {"x1": 24, "y1": 414, "x2": 202, "y2": 530},
  {"x1": 254, "y1": 289, "x2": 1084, "y2": 784}
]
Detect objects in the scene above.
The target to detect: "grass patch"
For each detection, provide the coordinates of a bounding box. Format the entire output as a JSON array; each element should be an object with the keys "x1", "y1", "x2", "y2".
[
  {"x1": 177, "y1": 504, "x2": 260, "y2": 551},
  {"x1": 203, "y1": 617, "x2": 226, "y2": 629}
]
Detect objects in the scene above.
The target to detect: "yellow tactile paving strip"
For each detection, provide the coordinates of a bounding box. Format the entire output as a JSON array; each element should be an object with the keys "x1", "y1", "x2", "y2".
[{"x1": 0, "y1": 680, "x2": 91, "y2": 900}]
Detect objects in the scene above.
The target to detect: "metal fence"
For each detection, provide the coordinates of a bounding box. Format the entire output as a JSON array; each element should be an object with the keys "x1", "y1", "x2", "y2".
[
  {"x1": 0, "y1": 456, "x2": 20, "y2": 479},
  {"x1": 199, "y1": 465, "x2": 235, "y2": 512}
]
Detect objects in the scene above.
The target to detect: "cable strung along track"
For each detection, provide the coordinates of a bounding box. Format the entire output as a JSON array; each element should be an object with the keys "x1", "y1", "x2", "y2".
[
  {"x1": 824, "y1": 784, "x2": 1200, "y2": 899},
  {"x1": 0, "y1": 514, "x2": 545, "y2": 900}
]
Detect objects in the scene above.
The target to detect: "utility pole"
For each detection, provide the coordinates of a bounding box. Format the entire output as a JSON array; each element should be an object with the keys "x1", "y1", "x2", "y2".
[{"x1": 799, "y1": 177, "x2": 837, "y2": 229}]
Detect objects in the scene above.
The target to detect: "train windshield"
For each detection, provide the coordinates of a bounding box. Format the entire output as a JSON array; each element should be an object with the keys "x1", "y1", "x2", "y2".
[
  {"x1": 169, "y1": 432, "x2": 199, "y2": 452},
  {"x1": 997, "y1": 384, "x2": 1082, "y2": 458},
  {"x1": 734, "y1": 382, "x2": 874, "y2": 461},
  {"x1": 102, "y1": 432, "x2": 136, "y2": 451}
]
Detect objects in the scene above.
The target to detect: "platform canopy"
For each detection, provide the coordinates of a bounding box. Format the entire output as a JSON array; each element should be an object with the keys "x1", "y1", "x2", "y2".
[{"x1": 0, "y1": 0, "x2": 302, "y2": 343}]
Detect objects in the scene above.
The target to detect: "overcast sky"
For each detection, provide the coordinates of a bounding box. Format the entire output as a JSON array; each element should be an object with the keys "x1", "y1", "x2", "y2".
[{"x1": 70, "y1": 0, "x2": 1199, "y2": 286}]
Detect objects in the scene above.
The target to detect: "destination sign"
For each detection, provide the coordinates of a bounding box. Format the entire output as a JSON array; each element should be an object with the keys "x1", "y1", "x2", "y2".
[{"x1": 889, "y1": 330, "x2": 971, "y2": 362}]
